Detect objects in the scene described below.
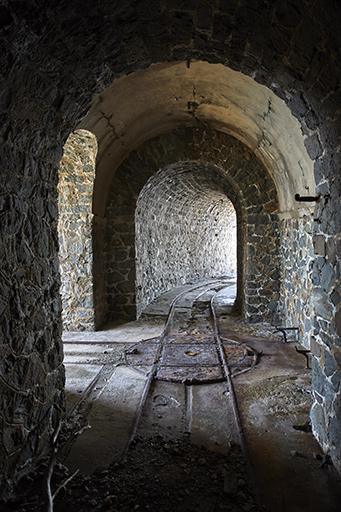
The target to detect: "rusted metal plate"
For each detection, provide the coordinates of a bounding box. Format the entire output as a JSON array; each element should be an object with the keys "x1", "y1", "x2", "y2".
[
  {"x1": 221, "y1": 338, "x2": 257, "y2": 367},
  {"x1": 161, "y1": 344, "x2": 220, "y2": 366},
  {"x1": 125, "y1": 334, "x2": 258, "y2": 383},
  {"x1": 125, "y1": 342, "x2": 159, "y2": 366},
  {"x1": 222, "y1": 342, "x2": 248, "y2": 365},
  {"x1": 163, "y1": 335, "x2": 216, "y2": 345},
  {"x1": 156, "y1": 365, "x2": 224, "y2": 384}
]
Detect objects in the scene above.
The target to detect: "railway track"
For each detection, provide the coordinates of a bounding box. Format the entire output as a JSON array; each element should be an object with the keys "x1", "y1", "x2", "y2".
[
  {"x1": 62, "y1": 278, "x2": 259, "y2": 480},
  {"x1": 123, "y1": 279, "x2": 258, "y2": 472},
  {"x1": 58, "y1": 280, "x2": 341, "y2": 512}
]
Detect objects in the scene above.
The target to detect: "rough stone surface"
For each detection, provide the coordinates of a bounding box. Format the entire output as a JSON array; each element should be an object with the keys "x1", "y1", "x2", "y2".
[
  {"x1": 58, "y1": 130, "x2": 97, "y2": 331},
  {"x1": 92, "y1": 215, "x2": 108, "y2": 329},
  {"x1": 279, "y1": 216, "x2": 314, "y2": 346},
  {"x1": 0, "y1": 0, "x2": 341, "y2": 496},
  {"x1": 135, "y1": 162, "x2": 237, "y2": 317},
  {"x1": 280, "y1": 217, "x2": 314, "y2": 348}
]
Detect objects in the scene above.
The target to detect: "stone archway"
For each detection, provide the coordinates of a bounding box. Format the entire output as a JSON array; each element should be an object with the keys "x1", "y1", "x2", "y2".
[
  {"x1": 101, "y1": 127, "x2": 280, "y2": 325},
  {"x1": 80, "y1": 61, "x2": 315, "y2": 219},
  {"x1": 81, "y1": 61, "x2": 316, "y2": 339},
  {"x1": 1, "y1": 0, "x2": 341, "y2": 494}
]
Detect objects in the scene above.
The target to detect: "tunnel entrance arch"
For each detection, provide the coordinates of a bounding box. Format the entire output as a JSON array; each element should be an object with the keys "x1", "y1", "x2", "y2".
[
  {"x1": 101, "y1": 127, "x2": 280, "y2": 325},
  {"x1": 135, "y1": 162, "x2": 238, "y2": 318},
  {"x1": 83, "y1": 61, "x2": 316, "y2": 337},
  {"x1": 5, "y1": 0, "x2": 341, "y2": 491}
]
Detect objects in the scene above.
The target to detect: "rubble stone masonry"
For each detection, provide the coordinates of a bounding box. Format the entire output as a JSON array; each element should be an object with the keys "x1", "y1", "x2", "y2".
[
  {"x1": 58, "y1": 130, "x2": 97, "y2": 331},
  {"x1": 0, "y1": 0, "x2": 340, "y2": 494}
]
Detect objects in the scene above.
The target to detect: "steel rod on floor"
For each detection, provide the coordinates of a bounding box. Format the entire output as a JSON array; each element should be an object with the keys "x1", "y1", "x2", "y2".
[
  {"x1": 120, "y1": 342, "x2": 163, "y2": 464},
  {"x1": 210, "y1": 292, "x2": 256, "y2": 493}
]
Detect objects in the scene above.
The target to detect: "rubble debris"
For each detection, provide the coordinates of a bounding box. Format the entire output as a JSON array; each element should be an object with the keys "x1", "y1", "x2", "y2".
[{"x1": 1, "y1": 435, "x2": 268, "y2": 512}]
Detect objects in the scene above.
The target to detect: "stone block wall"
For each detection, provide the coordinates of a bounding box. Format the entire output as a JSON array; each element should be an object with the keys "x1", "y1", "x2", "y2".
[
  {"x1": 92, "y1": 215, "x2": 108, "y2": 329},
  {"x1": 309, "y1": 194, "x2": 341, "y2": 474},
  {"x1": 104, "y1": 213, "x2": 136, "y2": 320},
  {"x1": 104, "y1": 127, "x2": 280, "y2": 323},
  {"x1": 135, "y1": 163, "x2": 237, "y2": 317},
  {"x1": 245, "y1": 210, "x2": 281, "y2": 324},
  {"x1": 278, "y1": 203, "x2": 340, "y2": 474},
  {"x1": 279, "y1": 216, "x2": 314, "y2": 347},
  {"x1": 58, "y1": 130, "x2": 97, "y2": 330}
]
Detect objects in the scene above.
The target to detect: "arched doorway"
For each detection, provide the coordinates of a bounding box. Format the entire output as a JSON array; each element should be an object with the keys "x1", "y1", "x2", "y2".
[
  {"x1": 101, "y1": 126, "x2": 281, "y2": 326},
  {"x1": 81, "y1": 61, "x2": 315, "y2": 345}
]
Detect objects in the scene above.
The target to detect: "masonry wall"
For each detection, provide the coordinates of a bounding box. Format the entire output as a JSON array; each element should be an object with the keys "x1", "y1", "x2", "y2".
[
  {"x1": 104, "y1": 211, "x2": 136, "y2": 321},
  {"x1": 92, "y1": 215, "x2": 108, "y2": 329},
  {"x1": 135, "y1": 164, "x2": 237, "y2": 317},
  {"x1": 58, "y1": 130, "x2": 97, "y2": 331},
  {"x1": 279, "y1": 216, "x2": 315, "y2": 347},
  {"x1": 245, "y1": 201, "x2": 281, "y2": 324},
  {"x1": 310, "y1": 197, "x2": 341, "y2": 474}
]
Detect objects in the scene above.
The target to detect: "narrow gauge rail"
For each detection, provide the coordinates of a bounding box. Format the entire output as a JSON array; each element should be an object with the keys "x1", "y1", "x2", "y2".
[
  {"x1": 123, "y1": 279, "x2": 258, "y2": 479},
  {"x1": 62, "y1": 279, "x2": 258, "y2": 486}
]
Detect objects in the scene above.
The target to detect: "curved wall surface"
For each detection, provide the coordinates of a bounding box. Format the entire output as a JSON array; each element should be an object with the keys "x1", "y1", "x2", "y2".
[{"x1": 135, "y1": 162, "x2": 237, "y2": 317}]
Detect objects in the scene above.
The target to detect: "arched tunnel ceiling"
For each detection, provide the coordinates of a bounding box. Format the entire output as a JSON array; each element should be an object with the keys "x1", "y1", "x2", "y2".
[
  {"x1": 139, "y1": 161, "x2": 238, "y2": 216},
  {"x1": 135, "y1": 161, "x2": 238, "y2": 317},
  {"x1": 78, "y1": 61, "x2": 315, "y2": 218}
]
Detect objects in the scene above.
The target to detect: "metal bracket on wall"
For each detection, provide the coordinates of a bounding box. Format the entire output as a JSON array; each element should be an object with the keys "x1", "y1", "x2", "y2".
[
  {"x1": 295, "y1": 345, "x2": 311, "y2": 369},
  {"x1": 294, "y1": 193, "x2": 321, "y2": 202},
  {"x1": 276, "y1": 327, "x2": 299, "y2": 343},
  {"x1": 294, "y1": 193, "x2": 331, "y2": 223}
]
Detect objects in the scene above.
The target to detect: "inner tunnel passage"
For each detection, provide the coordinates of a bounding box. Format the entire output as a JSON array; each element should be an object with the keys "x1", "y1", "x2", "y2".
[{"x1": 135, "y1": 164, "x2": 238, "y2": 319}]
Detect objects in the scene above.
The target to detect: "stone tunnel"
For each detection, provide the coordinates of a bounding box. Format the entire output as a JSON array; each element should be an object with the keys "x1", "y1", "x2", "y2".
[{"x1": 0, "y1": 0, "x2": 340, "y2": 500}]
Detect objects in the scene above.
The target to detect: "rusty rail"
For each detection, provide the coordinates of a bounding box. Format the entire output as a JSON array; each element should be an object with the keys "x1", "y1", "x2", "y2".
[
  {"x1": 122, "y1": 279, "x2": 232, "y2": 462},
  {"x1": 210, "y1": 291, "x2": 258, "y2": 503}
]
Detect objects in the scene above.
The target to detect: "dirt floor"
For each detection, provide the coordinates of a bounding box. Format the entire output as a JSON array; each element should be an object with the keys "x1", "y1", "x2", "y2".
[{"x1": 4, "y1": 436, "x2": 265, "y2": 512}]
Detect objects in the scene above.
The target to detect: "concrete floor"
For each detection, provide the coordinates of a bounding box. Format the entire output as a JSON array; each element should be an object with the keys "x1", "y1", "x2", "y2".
[{"x1": 62, "y1": 281, "x2": 341, "y2": 512}]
